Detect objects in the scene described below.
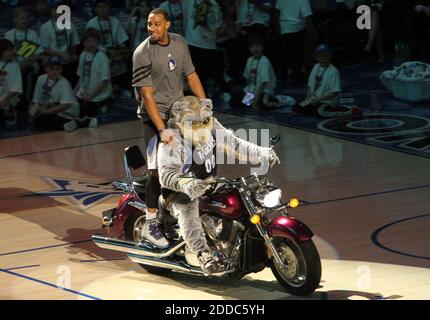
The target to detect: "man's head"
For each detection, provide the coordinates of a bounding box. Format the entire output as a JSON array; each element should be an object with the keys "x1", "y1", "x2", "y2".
[
  {"x1": 168, "y1": 96, "x2": 214, "y2": 147},
  {"x1": 315, "y1": 44, "x2": 333, "y2": 66},
  {"x1": 0, "y1": 39, "x2": 14, "y2": 62},
  {"x1": 95, "y1": 0, "x2": 110, "y2": 19},
  {"x1": 44, "y1": 56, "x2": 64, "y2": 79},
  {"x1": 147, "y1": 8, "x2": 170, "y2": 44},
  {"x1": 83, "y1": 28, "x2": 100, "y2": 51},
  {"x1": 248, "y1": 36, "x2": 265, "y2": 58}
]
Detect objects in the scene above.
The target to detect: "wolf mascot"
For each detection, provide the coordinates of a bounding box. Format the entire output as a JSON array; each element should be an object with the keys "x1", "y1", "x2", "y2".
[{"x1": 157, "y1": 96, "x2": 279, "y2": 274}]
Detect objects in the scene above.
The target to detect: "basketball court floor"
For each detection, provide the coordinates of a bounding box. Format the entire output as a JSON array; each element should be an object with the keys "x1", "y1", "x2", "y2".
[{"x1": 0, "y1": 112, "x2": 429, "y2": 300}]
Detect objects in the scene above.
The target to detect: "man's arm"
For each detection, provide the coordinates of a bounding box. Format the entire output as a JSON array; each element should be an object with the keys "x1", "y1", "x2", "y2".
[
  {"x1": 185, "y1": 72, "x2": 206, "y2": 99},
  {"x1": 139, "y1": 86, "x2": 167, "y2": 131}
]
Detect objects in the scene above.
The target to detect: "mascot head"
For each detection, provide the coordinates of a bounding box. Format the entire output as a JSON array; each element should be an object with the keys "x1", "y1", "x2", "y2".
[{"x1": 168, "y1": 96, "x2": 214, "y2": 147}]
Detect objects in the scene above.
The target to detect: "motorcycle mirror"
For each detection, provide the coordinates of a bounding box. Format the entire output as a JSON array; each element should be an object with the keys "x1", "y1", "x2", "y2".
[{"x1": 270, "y1": 135, "x2": 280, "y2": 147}]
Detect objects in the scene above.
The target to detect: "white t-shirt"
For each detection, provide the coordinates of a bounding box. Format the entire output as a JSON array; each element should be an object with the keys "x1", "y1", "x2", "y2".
[
  {"x1": 0, "y1": 60, "x2": 23, "y2": 100},
  {"x1": 308, "y1": 63, "x2": 341, "y2": 105},
  {"x1": 236, "y1": 0, "x2": 270, "y2": 27},
  {"x1": 183, "y1": 0, "x2": 222, "y2": 50},
  {"x1": 32, "y1": 74, "x2": 79, "y2": 118},
  {"x1": 275, "y1": 0, "x2": 312, "y2": 34},
  {"x1": 243, "y1": 55, "x2": 277, "y2": 96},
  {"x1": 128, "y1": 17, "x2": 149, "y2": 51},
  {"x1": 86, "y1": 16, "x2": 129, "y2": 51},
  {"x1": 76, "y1": 50, "x2": 112, "y2": 102},
  {"x1": 4, "y1": 28, "x2": 43, "y2": 63},
  {"x1": 160, "y1": 1, "x2": 185, "y2": 36},
  {"x1": 39, "y1": 19, "x2": 80, "y2": 53}
]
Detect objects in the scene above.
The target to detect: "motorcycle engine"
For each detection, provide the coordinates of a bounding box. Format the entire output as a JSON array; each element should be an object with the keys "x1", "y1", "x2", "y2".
[{"x1": 184, "y1": 215, "x2": 239, "y2": 267}]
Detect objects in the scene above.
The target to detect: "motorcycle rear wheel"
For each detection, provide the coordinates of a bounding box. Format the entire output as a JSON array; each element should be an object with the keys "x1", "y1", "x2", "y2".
[
  {"x1": 269, "y1": 238, "x2": 321, "y2": 296},
  {"x1": 124, "y1": 212, "x2": 172, "y2": 275}
]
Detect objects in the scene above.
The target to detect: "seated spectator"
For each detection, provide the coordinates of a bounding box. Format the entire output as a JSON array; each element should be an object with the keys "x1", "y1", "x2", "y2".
[
  {"x1": 5, "y1": 7, "x2": 43, "y2": 113},
  {"x1": 293, "y1": 44, "x2": 343, "y2": 117},
  {"x1": 30, "y1": 56, "x2": 96, "y2": 132},
  {"x1": 40, "y1": 2, "x2": 81, "y2": 85},
  {"x1": 230, "y1": 36, "x2": 294, "y2": 110},
  {"x1": 127, "y1": 0, "x2": 152, "y2": 51},
  {"x1": 159, "y1": 0, "x2": 185, "y2": 36},
  {"x1": 74, "y1": 28, "x2": 112, "y2": 118},
  {"x1": 0, "y1": 39, "x2": 23, "y2": 127}
]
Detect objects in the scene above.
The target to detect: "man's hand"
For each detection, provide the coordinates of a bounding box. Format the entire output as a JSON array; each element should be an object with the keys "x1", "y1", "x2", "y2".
[
  {"x1": 184, "y1": 179, "x2": 209, "y2": 201},
  {"x1": 159, "y1": 128, "x2": 175, "y2": 144}
]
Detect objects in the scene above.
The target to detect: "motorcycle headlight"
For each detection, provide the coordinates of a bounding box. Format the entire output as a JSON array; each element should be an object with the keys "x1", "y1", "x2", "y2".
[{"x1": 256, "y1": 187, "x2": 282, "y2": 208}]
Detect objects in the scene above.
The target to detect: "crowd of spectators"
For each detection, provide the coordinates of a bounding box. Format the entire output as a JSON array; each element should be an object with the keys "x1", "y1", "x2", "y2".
[{"x1": 0, "y1": 0, "x2": 430, "y2": 131}]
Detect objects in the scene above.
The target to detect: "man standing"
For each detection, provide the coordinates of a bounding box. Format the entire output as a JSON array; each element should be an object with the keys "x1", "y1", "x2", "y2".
[{"x1": 132, "y1": 8, "x2": 206, "y2": 248}]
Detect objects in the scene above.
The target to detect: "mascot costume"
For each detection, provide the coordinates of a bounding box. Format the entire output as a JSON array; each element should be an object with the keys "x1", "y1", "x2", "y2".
[{"x1": 157, "y1": 96, "x2": 279, "y2": 274}]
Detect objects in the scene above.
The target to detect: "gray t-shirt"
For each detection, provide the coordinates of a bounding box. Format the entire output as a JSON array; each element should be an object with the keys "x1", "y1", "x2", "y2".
[{"x1": 132, "y1": 33, "x2": 195, "y2": 120}]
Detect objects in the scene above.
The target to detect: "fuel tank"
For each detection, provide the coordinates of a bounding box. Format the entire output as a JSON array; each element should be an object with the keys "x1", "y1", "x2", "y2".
[{"x1": 200, "y1": 189, "x2": 243, "y2": 219}]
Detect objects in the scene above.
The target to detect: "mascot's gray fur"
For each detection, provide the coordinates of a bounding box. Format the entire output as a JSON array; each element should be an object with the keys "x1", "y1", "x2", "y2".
[{"x1": 157, "y1": 96, "x2": 279, "y2": 270}]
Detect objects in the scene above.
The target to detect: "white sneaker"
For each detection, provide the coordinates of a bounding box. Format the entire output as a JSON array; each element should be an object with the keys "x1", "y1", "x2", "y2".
[
  {"x1": 88, "y1": 117, "x2": 98, "y2": 128},
  {"x1": 63, "y1": 120, "x2": 77, "y2": 132},
  {"x1": 141, "y1": 218, "x2": 169, "y2": 248}
]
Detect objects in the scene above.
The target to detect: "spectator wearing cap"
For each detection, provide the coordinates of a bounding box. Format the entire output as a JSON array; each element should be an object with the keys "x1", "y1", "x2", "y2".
[
  {"x1": 0, "y1": 39, "x2": 23, "y2": 128},
  {"x1": 74, "y1": 28, "x2": 112, "y2": 119},
  {"x1": 39, "y1": 2, "x2": 81, "y2": 85},
  {"x1": 293, "y1": 44, "x2": 342, "y2": 117},
  {"x1": 30, "y1": 56, "x2": 96, "y2": 132}
]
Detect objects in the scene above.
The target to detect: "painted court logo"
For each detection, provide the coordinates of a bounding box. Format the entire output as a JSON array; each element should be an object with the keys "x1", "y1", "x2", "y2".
[{"x1": 22, "y1": 176, "x2": 122, "y2": 208}]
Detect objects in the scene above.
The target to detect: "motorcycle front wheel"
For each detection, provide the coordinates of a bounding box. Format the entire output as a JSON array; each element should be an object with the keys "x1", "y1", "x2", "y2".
[
  {"x1": 124, "y1": 212, "x2": 172, "y2": 275},
  {"x1": 269, "y1": 237, "x2": 321, "y2": 296}
]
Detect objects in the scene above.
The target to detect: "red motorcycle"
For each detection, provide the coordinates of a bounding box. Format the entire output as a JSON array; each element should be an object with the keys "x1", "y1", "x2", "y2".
[{"x1": 93, "y1": 138, "x2": 321, "y2": 296}]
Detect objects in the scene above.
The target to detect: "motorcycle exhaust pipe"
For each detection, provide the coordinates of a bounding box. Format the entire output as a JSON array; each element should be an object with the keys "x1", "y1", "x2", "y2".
[
  {"x1": 128, "y1": 253, "x2": 205, "y2": 274},
  {"x1": 92, "y1": 234, "x2": 185, "y2": 258}
]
